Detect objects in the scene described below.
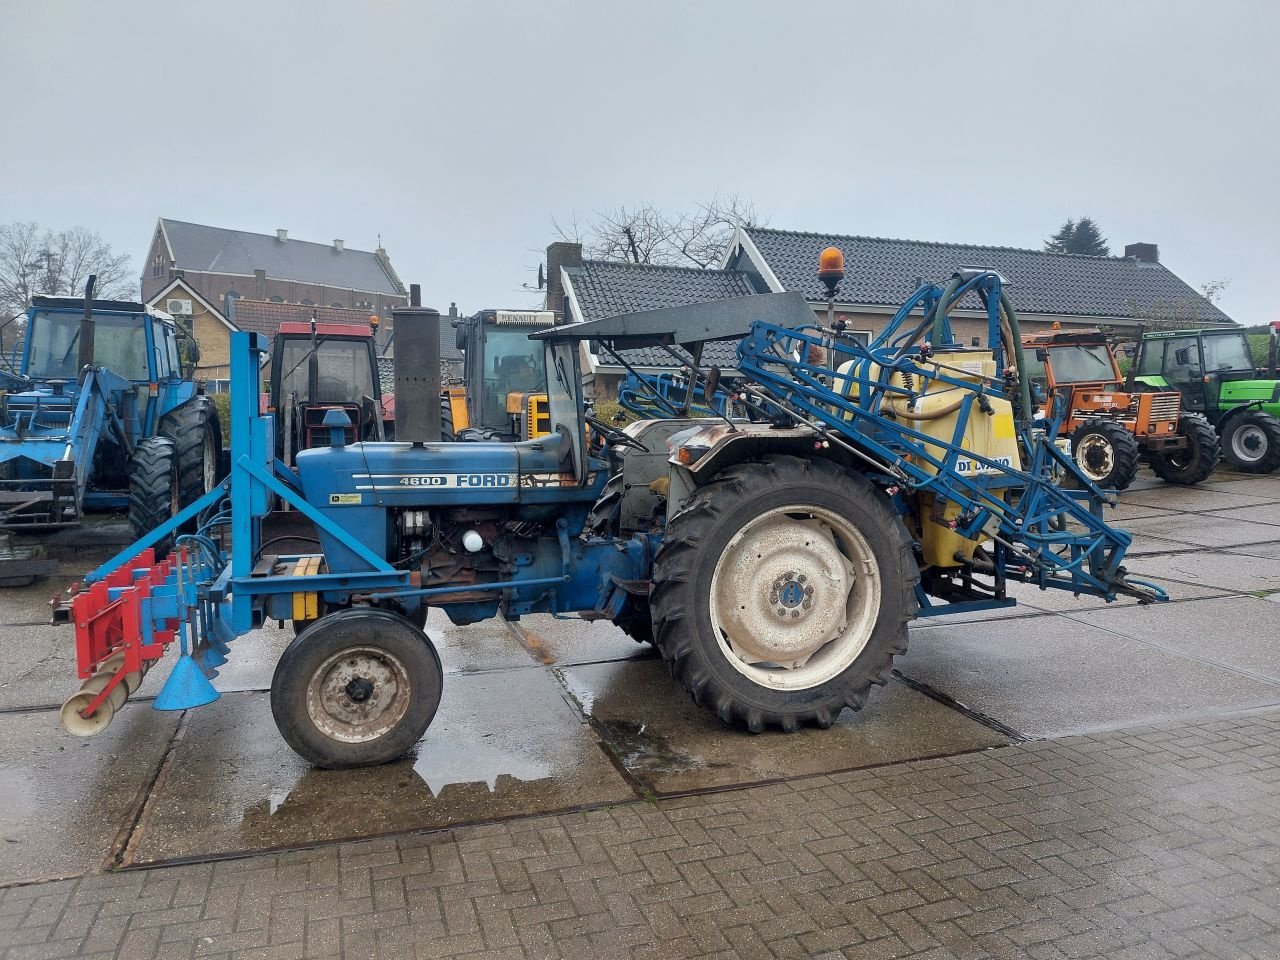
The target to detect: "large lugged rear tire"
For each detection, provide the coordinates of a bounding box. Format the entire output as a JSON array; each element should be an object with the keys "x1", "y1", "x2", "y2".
[
  {"x1": 271, "y1": 608, "x2": 443, "y2": 768},
  {"x1": 650, "y1": 455, "x2": 919, "y2": 733},
  {"x1": 1220, "y1": 411, "x2": 1280, "y2": 474},
  {"x1": 1148, "y1": 414, "x2": 1220, "y2": 485},
  {"x1": 127, "y1": 436, "x2": 179, "y2": 550},
  {"x1": 160, "y1": 396, "x2": 223, "y2": 508}
]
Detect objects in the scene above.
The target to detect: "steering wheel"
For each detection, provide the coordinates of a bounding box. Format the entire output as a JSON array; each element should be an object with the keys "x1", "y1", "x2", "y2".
[{"x1": 585, "y1": 415, "x2": 648, "y2": 453}]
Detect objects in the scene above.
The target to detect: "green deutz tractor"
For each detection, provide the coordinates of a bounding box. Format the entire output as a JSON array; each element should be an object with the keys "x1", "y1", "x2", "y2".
[{"x1": 1131, "y1": 324, "x2": 1280, "y2": 473}]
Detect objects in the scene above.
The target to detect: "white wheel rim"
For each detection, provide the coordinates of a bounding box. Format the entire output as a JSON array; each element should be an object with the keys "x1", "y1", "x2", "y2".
[
  {"x1": 305, "y1": 646, "x2": 411, "y2": 743},
  {"x1": 1231, "y1": 424, "x2": 1267, "y2": 463},
  {"x1": 707, "y1": 504, "x2": 880, "y2": 691},
  {"x1": 1075, "y1": 434, "x2": 1115, "y2": 482}
]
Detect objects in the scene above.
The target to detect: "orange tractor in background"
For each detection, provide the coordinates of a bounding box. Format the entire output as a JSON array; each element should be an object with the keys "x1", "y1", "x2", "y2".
[{"x1": 1022, "y1": 328, "x2": 1219, "y2": 489}]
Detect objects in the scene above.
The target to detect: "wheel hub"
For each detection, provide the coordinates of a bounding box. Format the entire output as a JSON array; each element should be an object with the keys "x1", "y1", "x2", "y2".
[
  {"x1": 306, "y1": 648, "x2": 410, "y2": 743},
  {"x1": 1077, "y1": 435, "x2": 1114, "y2": 479},
  {"x1": 1235, "y1": 425, "x2": 1265, "y2": 459},
  {"x1": 713, "y1": 514, "x2": 859, "y2": 672}
]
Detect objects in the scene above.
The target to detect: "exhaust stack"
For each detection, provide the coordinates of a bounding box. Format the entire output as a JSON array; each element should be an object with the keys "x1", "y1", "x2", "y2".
[
  {"x1": 392, "y1": 283, "x2": 442, "y2": 444},
  {"x1": 77, "y1": 274, "x2": 97, "y2": 376}
]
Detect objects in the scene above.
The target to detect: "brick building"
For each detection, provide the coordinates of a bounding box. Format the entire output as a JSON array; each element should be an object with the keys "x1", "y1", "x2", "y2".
[{"x1": 141, "y1": 219, "x2": 408, "y2": 381}]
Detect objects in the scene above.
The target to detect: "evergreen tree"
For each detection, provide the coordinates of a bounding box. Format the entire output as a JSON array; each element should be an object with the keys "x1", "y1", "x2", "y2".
[
  {"x1": 1044, "y1": 218, "x2": 1076, "y2": 253},
  {"x1": 1072, "y1": 217, "x2": 1110, "y2": 256},
  {"x1": 1043, "y1": 217, "x2": 1111, "y2": 256}
]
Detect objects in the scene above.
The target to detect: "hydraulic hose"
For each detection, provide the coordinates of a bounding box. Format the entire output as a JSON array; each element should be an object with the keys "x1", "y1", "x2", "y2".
[
  {"x1": 998, "y1": 290, "x2": 1034, "y2": 428},
  {"x1": 931, "y1": 276, "x2": 963, "y2": 347}
]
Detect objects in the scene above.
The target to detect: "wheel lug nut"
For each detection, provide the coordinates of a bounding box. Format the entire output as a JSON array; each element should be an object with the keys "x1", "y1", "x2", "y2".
[
  {"x1": 798, "y1": 574, "x2": 807, "y2": 584},
  {"x1": 802, "y1": 599, "x2": 811, "y2": 609}
]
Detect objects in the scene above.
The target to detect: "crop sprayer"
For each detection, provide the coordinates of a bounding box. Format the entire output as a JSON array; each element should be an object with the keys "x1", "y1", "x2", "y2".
[{"x1": 53, "y1": 252, "x2": 1165, "y2": 768}]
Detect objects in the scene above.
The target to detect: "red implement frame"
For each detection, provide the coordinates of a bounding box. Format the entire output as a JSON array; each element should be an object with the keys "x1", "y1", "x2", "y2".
[{"x1": 68, "y1": 547, "x2": 182, "y2": 717}]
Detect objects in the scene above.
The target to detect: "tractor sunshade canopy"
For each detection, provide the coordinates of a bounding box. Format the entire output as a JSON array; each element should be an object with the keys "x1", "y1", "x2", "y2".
[{"x1": 532, "y1": 291, "x2": 815, "y2": 351}]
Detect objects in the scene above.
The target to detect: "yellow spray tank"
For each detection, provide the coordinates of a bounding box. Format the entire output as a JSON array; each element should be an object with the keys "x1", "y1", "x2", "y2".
[{"x1": 838, "y1": 350, "x2": 1018, "y2": 568}]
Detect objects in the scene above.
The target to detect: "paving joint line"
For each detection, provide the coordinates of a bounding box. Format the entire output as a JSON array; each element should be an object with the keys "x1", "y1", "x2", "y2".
[{"x1": 889, "y1": 670, "x2": 1030, "y2": 743}]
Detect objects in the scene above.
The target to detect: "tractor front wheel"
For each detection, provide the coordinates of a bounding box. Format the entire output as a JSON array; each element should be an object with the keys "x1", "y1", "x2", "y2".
[
  {"x1": 1220, "y1": 411, "x2": 1280, "y2": 474},
  {"x1": 271, "y1": 608, "x2": 443, "y2": 768},
  {"x1": 649, "y1": 455, "x2": 918, "y2": 732},
  {"x1": 127, "y1": 436, "x2": 179, "y2": 552},
  {"x1": 1070, "y1": 419, "x2": 1141, "y2": 490},
  {"x1": 1148, "y1": 414, "x2": 1220, "y2": 485}
]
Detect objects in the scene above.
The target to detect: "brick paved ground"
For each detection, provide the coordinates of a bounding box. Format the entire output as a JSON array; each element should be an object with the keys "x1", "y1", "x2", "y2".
[{"x1": 3, "y1": 708, "x2": 1278, "y2": 960}]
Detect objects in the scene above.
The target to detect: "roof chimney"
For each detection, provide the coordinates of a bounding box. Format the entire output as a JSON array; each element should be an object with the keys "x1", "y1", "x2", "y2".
[
  {"x1": 1125, "y1": 242, "x2": 1159, "y2": 264},
  {"x1": 276, "y1": 229, "x2": 288, "y2": 242},
  {"x1": 333, "y1": 239, "x2": 344, "y2": 252},
  {"x1": 545, "y1": 241, "x2": 583, "y2": 317}
]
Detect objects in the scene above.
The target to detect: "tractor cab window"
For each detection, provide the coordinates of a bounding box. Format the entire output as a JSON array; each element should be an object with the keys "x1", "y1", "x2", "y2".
[
  {"x1": 1021, "y1": 348, "x2": 1047, "y2": 386},
  {"x1": 480, "y1": 326, "x2": 546, "y2": 430},
  {"x1": 1200, "y1": 333, "x2": 1254, "y2": 373},
  {"x1": 545, "y1": 339, "x2": 587, "y2": 483},
  {"x1": 278, "y1": 337, "x2": 376, "y2": 404},
  {"x1": 1161, "y1": 336, "x2": 1202, "y2": 384},
  {"x1": 26, "y1": 311, "x2": 149, "y2": 381},
  {"x1": 1136, "y1": 340, "x2": 1164, "y2": 376},
  {"x1": 1046, "y1": 344, "x2": 1115, "y2": 383}
]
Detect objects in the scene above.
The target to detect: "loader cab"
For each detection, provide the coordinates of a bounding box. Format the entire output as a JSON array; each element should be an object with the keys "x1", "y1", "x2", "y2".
[{"x1": 457, "y1": 309, "x2": 554, "y2": 440}]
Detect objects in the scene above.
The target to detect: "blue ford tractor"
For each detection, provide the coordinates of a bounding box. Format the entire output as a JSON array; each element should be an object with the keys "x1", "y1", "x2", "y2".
[
  {"x1": 0, "y1": 277, "x2": 221, "y2": 548},
  {"x1": 55, "y1": 259, "x2": 1165, "y2": 769}
]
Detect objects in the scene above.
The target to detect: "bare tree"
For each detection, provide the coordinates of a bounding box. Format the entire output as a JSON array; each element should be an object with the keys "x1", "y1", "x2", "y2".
[
  {"x1": 553, "y1": 194, "x2": 766, "y2": 268},
  {"x1": 0, "y1": 221, "x2": 135, "y2": 319}
]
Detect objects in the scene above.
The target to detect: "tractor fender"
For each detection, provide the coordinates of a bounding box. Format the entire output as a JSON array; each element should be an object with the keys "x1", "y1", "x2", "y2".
[
  {"x1": 1213, "y1": 402, "x2": 1266, "y2": 430},
  {"x1": 664, "y1": 422, "x2": 870, "y2": 513}
]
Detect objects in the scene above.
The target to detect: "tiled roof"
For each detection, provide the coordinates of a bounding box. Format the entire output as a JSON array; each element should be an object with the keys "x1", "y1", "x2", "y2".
[
  {"x1": 743, "y1": 227, "x2": 1232, "y2": 324},
  {"x1": 228, "y1": 299, "x2": 393, "y2": 354},
  {"x1": 161, "y1": 219, "x2": 405, "y2": 296},
  {"x1": 569, "y1": 260, "x2": 758, "y2": 369}
]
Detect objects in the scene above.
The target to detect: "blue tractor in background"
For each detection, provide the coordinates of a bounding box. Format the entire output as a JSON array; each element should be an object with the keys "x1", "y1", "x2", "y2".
[{"x1": 0, "y1": 277, "x2": 222, "y2": 550}]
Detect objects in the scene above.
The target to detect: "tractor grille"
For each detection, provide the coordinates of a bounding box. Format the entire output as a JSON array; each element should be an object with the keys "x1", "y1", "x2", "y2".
[{"x1": 1147, "y1": 393, "x2": 1182, "y2": 423}]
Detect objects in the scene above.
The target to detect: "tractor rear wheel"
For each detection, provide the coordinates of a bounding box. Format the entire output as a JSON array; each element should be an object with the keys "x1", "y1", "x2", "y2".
[
  {"x1": 649, "y1": 455, "x2": 918, "y2": 732},
  {"x1": 271, "y1": 607, "x2": 443, "y2": 768},
  {"x1": 160, "y1": 397, "x2": 223, "y2": 508},
  {"x1": 1070, "y1": 419, "x2": 1141, "y2": 490},
  {"x1": 1148, "y1": 414, "x2": 1220, "y2": 485},
  {"x1": 1220, "y1": 411, "x2": 1280, "y2": 474},
  {"x1": 128, "y1": 436, "x2": 180, "y2": 552}
]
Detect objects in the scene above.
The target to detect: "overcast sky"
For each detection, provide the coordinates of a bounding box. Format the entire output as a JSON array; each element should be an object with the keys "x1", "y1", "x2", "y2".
[{"x1": 2, "y1": 0, "x2": 1277, "y2": 322}]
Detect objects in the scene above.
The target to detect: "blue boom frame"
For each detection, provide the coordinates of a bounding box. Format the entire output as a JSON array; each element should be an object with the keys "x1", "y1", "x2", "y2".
[{"x1": 730, "y1": 271, "x2": 1164, "y2": 609}]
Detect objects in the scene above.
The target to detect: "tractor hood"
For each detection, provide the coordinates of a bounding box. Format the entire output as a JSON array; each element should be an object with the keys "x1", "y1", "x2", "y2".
[{"x1": 1220, "y1": 379, "x2": 1280, "y2": 405}]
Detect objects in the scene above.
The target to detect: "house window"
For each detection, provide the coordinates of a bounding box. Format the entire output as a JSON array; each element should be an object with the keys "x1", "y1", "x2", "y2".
[
  {"x1": 152, "y1": 254, "x2": 164, "y2": 278},
  {"x1": 225, "y1": 290, "x2": 239, "y2": 300}
]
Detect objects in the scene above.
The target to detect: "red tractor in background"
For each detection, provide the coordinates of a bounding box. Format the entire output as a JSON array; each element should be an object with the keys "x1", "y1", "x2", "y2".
[{"x1": 267, "y1": 317, "x2": 389, "y2": 464}]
